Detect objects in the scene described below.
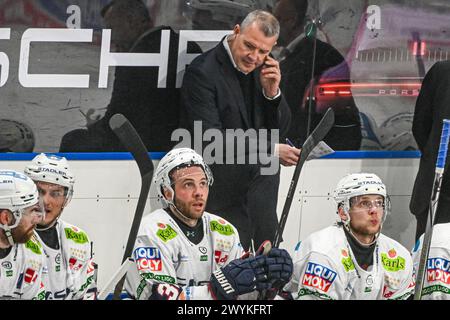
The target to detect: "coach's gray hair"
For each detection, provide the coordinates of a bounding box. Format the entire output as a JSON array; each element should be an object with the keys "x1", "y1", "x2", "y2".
[{"x1": 240, "y1": 10, "x2": 280, "y2": 38}]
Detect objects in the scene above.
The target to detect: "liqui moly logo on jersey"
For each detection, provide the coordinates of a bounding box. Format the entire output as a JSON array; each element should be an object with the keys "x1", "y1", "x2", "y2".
[
  {"x1": 427, "y1": 257, "x2": 450, "y2": 284},
  {"x1": 302, "y1": 262, "x2": 337, "y2": 293},
  {"x1": 134, "y1": 247, "x2": 162, "y2": 271}
]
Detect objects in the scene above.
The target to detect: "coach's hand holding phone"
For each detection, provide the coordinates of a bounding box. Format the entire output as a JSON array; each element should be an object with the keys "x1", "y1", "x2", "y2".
[{"x1": 260, "y1": 56, "x2": 281, "y2": 99}]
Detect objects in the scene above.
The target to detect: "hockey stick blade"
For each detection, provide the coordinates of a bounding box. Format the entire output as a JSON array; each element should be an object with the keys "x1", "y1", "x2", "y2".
[
  {"x1": 109, "y1": 113, "x2": 154, "y2": 300},
  {"x1": 414, "y1": 119, "x2": 450, "y2": 300},
  {"x1": 273, "y1": 108, "x2": 335, "y2": 248}
]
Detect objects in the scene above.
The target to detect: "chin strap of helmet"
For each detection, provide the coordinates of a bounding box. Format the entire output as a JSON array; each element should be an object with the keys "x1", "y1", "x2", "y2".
[
  {"x1": 35, "y1": 206, "x2": 63, "y2": 232},
  {"x1": 35, "y1": 216, "x2": 59, "y2": 231},
  {"x1": 340, "y1": 202, "x2": 380, "y2": 248},
  {"x1": 4, "y1": 226, "x2": 15, "y2": 246},
  {"x1": 36, "y1": 187, "x2": 70, "y2": 232},
  {"x1": 343, "y1": 222, "x2": 379, "y2": 248},
  {"x1": 166, "y1": 195, "x2": 199, "y2": 227}
]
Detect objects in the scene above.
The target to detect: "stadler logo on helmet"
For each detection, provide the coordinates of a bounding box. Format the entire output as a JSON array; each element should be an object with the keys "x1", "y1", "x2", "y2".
[
  {"x1": 358, "y1": 181, "x2": 382, "y2": 185},
  {"x1": 39, "y1": 167, "x2": 68, "y2": 176}
]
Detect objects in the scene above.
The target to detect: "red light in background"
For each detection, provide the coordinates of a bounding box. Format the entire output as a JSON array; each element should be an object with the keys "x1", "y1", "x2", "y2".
[
  {"x1": 411, "y1": 41, "x2": 427, "y2": 56},
  {"x1": 316, "y1": 82, "x2": 421, "y2": 97}
]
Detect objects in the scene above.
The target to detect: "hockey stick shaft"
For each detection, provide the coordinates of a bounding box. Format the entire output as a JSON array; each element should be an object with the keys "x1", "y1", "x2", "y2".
[
  {"x1": 109, "y1": 114, "x2": 154, "y2": 300},
  {"x1": 414, "y1": 119, "x2": 450, "y2": 300},
  {"x1": 273, "y1": 108, "x2": 335, "y2": 248}
]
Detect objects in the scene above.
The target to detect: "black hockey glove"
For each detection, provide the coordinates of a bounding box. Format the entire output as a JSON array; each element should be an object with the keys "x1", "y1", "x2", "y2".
[
  {"x1": 262, "y1": 248, "x2": 294, "y2": 299},
  {"x1": 209, "y1": 255, "x2": 271, "y2": 300},
  {"x1": 265, "y1": 248, "x2": 293, "y2": 285}
]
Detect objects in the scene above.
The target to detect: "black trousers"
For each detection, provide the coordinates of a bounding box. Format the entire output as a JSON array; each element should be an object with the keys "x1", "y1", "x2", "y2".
[
  {"x1": 414, "y1": 193, "x2": 450, "y2": 242},
  {"x1": 206, "y1": 163, "x2": 280, "y2": 251}
]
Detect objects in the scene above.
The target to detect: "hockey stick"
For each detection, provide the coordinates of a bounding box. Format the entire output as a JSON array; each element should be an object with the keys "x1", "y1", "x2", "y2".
[
  {"x1": 108, "y1": 113, "x2": 154, "y2": 300},
  {"x1": 273, "y1": 108, "x2": 335, "y2": 248},
  {"x1": 97, "y1": 258, "x2": 134, "y2": 300},
  {"x1": 414, "y1": 119, "x2": 450, "y2": 300}
]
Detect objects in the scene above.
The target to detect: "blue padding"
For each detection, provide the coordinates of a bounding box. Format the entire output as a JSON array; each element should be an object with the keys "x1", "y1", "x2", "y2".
[
  {"x1": 321, "y1": 151, "x2": 421, "y2": 159},
  {"x1": 0, "y1": 152, "x2": 166, "y2": 161},
  {"x1": 0, "y1": 151, "x2": 421, "y2": 161}
]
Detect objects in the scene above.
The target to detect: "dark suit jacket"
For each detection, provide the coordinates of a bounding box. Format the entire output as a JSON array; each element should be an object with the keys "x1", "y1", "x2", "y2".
[
  {"x1": 410, "y1": 61, "x2": 450, "y2": 216},
  {"x1": 181, "y1": 40, "x2": 291, "y2": 141},
  {"x1": 180, "y1": 39, "x2": 291, "y2": 211},
  {"x1": 281, "y1": 37, "x2": 361, "y2": 150}
]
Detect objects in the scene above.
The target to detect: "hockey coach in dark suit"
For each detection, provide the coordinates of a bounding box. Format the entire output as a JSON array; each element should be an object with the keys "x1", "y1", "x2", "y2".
[
  {"x1": 411, "y1": 60, "x2": 450, "y2": 241},
  {"x1": 180, "y1": 10, "x2": 300, "y2": 250}
]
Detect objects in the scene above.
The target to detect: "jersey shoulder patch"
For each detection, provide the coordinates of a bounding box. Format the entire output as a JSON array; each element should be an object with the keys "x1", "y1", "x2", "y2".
[
  {"x1": 155, "y1": 222, "x2": 178, "y2": 242},
  {"x1": 63, "y1": 226, "x2": 89, "y2": 244},
  {"x1": 25, "y1": 235, "x2": 43, "y2": 255},
  {"x1": 209, "y1": 218, "x2": 235, "y2": 236}
]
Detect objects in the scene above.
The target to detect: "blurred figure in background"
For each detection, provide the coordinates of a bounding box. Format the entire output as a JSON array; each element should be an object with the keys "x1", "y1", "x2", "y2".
[
  {"x1": 273, "y1": 0, "x2": 361, "y2": 150},
  {"x1": 410, "y1": 61, "x2": 450, "y2": 241},
  {"x1": 60, "y1": 0, "x2": 195, "y2": 152}
]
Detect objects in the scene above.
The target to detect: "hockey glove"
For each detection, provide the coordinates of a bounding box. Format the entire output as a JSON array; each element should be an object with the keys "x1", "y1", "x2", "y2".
[
  {"x1": 209, "y1": 255, "x2": 271, "y2": 300},
  {"x1": 265, "y1": 248, "x2": 293, "y2": 284},
  {"x1": 262, "y1": 248, "x2": 294, "y2": 299}
]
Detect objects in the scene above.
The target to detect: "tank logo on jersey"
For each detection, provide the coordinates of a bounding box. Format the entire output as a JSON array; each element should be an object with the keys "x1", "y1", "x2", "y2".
[
  {"x1": 381, "y1": 252, "x2": 405, "y2": 272},
  {"x1": 157, "y1": 224, "x2": 178, "y2": 242},
  {"x1": 2, "y1": 261, "x2": 12, "y2": 269},
  {"x1": 210, "y1": 221, "x2": 234, "y2": 236},
  {"x1": 214, "y1": 250, "x2": 229, "y2": 264},
  {"x1": 64, "y1": 227, "x2": 89, "y2": 244},
  {"x1": 134, "y1": 247, "x2": 162, "y2": 271},
  {"x1": 302, "y1": 262, "x2": 337, "y2": 293},
  {"x1": 427, "y1": 257, "x2": 450, "y2": 284},
  {"x1": 199, "y1": 246, "x2": 207, "y2": 254},
  {"x1": 25, "y1": 239, "x2": 42, "y2": 255}
]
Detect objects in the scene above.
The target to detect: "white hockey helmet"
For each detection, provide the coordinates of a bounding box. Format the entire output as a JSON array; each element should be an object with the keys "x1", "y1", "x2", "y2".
[
  {"x1": 24, "y1": 153, "x2": 75, "y2": 206},
  {"x1": 333, "y1": 173, "x2": 390, "y2": 224},
  {"x1": 0, "y1": 119, "x2": 35, "y2": 152},
  {"x1": 154, "y1": 148, "x2": 213, "y2": 208},
  {"x1": 0, "y1": 170, "x2": 40, "y2": 231}
]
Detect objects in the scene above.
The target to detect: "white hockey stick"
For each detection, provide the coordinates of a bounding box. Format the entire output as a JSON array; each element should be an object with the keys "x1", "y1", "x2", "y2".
[
  {"x1": 98, "y1": 259, "x2": 134, "y2": 300},
  {"x1": 414, "y1": 119, "x2": 450, "y2": 300}
]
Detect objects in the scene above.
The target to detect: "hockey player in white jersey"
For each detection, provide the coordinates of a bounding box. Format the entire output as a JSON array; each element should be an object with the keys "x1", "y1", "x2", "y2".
[
  {"x1": 281, "y1": 173, "x2": 415, "y2": 300},
  {"x1": 24, "y1": 153, "x2": 97, "y2": 300},
  {"x1": 125, "y1": 148, "x2": 293, "y2": 300},
  {"x1": 412, "y1": 223, "x2": 450, "y2": 299},
  {"x1": 0, "y1": 170, "x2": 46, "y2": 299}
]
